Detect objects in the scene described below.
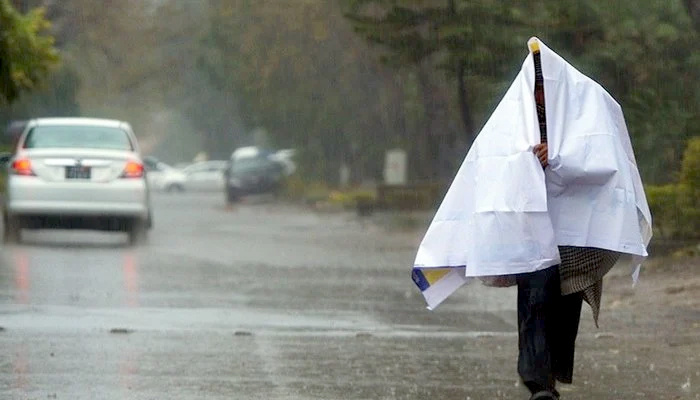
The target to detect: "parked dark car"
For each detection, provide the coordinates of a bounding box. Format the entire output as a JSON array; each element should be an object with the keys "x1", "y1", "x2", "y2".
[{"x1": 224, "y1": 153, "x2": 286, "y2": 203}]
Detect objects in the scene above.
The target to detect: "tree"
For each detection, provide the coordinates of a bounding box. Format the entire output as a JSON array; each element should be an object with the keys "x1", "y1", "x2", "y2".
[
  {"x1": 31, "y1": 0, "x2": 223, "y2": 157},
  {"x1": 343, "y1": 0, "x2": 536, "y2": 179},
  {"x1": 0, "y1": 0, "x2": 59, "y2": 103},
  {"x1": 345, "y1": 0, "x2": 700, "y2": 184},
  {"x1": 686, "y1": 0, "x2": 700, "y2": 29},
  {"x1": 200, "y1": 0, "x2": 422, "y2": 182},
  {"x1": 0, "y1": 64, "x2": 81, "y2": 126},
  {"x1": 344, "y1": 0, "x2": 530, "y2": 141}
]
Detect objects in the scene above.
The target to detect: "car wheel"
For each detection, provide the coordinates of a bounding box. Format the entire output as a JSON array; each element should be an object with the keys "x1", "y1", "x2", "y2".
[
  {"x1": 226, "y1": 187, "x2": 240, "y2": 204},
  {"x1": 166, "y1": 183, "x2": 185, "y2": 193},
  {"x1": 3, "y1": 214, "x2": 22, "y2": 244},
  {"x1": 127, "y1": 219, "x2": 148, "y2": 246}
]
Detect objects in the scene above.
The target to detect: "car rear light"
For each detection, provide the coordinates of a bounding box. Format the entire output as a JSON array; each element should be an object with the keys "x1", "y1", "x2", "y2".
[
  {"x1": 11, "y1": 158, "x2": 35, "y2": 176},
  {"x1": 121, "y1": 161, "x2": 144, "y2": 178}
]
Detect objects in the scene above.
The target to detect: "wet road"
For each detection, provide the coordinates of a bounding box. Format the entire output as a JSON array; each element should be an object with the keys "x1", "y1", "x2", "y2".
[{"x1": 1, "y1": 193, "x2": 698, "y2": 399}]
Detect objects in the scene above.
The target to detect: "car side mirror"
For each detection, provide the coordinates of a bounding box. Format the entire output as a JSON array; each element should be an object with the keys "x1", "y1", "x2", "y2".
[{"x1": 0, "y1": 152, "x2": 11, "y2": 166}]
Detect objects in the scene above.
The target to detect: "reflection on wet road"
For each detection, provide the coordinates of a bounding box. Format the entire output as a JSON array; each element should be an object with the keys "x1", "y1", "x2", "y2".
[
  {"x1": 5, "y1": 243, "x2": 139, "y2": 308},
  {"x1": 0, "y1": 193, "x2": 698, "y2": 399}
]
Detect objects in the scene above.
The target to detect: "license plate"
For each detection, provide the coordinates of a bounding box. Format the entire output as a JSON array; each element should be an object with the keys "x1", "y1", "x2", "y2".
[{"x1": 66, "y1": 166, "x2": 91, "y2": 179}]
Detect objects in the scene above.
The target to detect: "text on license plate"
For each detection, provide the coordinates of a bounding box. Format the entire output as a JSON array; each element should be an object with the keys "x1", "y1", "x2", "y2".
[{"x1": 65, "y1": 166, "x2": 91, "y2": 179}]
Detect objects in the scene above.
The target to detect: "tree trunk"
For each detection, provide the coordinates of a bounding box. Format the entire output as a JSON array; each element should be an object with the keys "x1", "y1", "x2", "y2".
[
  {"x1": 448, "y1": 0, "x2": 476, "y2": 145},
  {"x1": 416, "y1": 64, "x2": 440, "y2": 180},
  {"x1": 456, "y1": 60, "x2": 475, "y2": 143},
  {"x1": 686, "y1": 0, "x2": 700, "y2": 30}
]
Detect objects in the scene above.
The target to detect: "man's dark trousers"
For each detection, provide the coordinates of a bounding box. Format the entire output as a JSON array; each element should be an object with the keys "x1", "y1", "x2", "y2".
[{"x1": 517, "y1": 265, "x2": 584, "y2": 393}]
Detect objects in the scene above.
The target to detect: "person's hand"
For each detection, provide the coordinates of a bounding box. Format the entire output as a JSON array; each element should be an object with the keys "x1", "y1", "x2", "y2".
[{"x1": 533, "y1": 143, "x2": 548, "y2": 168}]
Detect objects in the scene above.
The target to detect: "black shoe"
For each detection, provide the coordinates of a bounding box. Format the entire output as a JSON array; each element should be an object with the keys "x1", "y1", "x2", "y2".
[
  {"x1": 524, "y1": 382, "x2": 560, "y2": 399},
  {"x1": 530, "y1": 391, "x2": 558, "y2": 400}
]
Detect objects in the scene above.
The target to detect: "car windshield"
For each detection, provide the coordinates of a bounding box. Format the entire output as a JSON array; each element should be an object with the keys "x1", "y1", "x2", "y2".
[
  {"x1": 22, "y1": 125, "x2": 133, "y2": 150},
  {"x1": 232, "y1": 157, "x2": 271, "y2": 173}
]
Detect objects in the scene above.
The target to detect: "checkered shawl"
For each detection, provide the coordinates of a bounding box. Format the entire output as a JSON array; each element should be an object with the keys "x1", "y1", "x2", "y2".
[{"x1": 559, "y1": 246, "x2": 620, "y2": 326}]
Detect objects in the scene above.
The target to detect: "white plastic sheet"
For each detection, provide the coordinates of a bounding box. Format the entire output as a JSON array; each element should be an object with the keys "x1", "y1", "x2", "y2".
[{"x1": 412, "y1": 37, "x2": 652, "y2": 310}]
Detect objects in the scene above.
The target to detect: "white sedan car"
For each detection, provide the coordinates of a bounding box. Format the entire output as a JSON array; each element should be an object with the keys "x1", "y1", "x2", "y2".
[
  {"x1": 0, "y1": 117, "x2": 152, "y2": 245},
  {"x1": 144, "y1": 158, "x2": 187, "y2": 192},
  {"x1": 181, "y1": 160, "x2": 228, "y2": 192}
]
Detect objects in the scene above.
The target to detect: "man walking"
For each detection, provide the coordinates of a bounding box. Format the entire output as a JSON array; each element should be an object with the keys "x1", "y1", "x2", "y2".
[{"x1": 411, "y1": 37, "x2": 652, "y2": 399}]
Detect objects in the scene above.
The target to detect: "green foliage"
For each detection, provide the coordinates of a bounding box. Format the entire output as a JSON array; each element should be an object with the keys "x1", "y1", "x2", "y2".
[
  {"x1": 646, "y1": 184, "x2": 689, "y2": 238},
  {"x1": 344, "y1": 0, "x2": 700, "y2": 184},
  {"x1": 0, "y1": 0, "x2": 59, "y2": 103},
  {"x1": 345, "y1": 0, "x2": 528, "y2": 75},
  {"x1": 689, "y1": 0, "x2": 700, "y2": 30},
  {"x1": 33, "y1": 0, "x2": 218, "y2": 156},
  {"x1": 646, "y1": 137, "x2": 700, "y2": 239},
  {"x1": 376, "y1": 182, "x2": 446, "y2": 211},
  {"x1": 200, "y1": 0, "x2": 415, "y2": 180},
  {"x1": 327, "y1": 189, "x2": 377, "y2": 210},
  {"x1": 680, "y1": 136, "x2": 700, "y2": 189},
  {"x1": 13, "y1": 0, "x2": 697, "y2": 187},
  {"x1": 281, "y1": 175, "x2": 378, "y2": 214},
  {"x1": 586, "y1": 0, "x2": 700, "y2": 184},
  {"x1": 280, "y1": 174, "x2": 332, "y2": 205},
  {"x1": 0, "y1": 64, "x2": 81, "y2": 129}
]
